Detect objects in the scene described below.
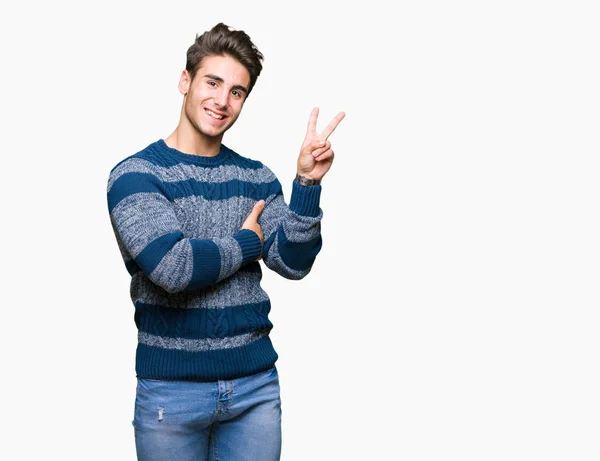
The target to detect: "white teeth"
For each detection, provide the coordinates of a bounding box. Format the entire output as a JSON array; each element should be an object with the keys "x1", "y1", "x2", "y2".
[{"x1": 206, "y1": 109, "x2": 224, "y2": 120}]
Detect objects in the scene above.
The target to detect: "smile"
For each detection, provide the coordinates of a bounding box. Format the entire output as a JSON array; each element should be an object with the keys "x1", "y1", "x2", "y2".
[{"x1": 205, "y1": 108, "x2": 226, "y2": 120}]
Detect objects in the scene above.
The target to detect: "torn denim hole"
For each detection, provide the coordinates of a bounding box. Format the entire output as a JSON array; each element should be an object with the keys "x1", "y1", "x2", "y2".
[{"x1": 158, "y1": 407, "x2": 164, "y2": 421}]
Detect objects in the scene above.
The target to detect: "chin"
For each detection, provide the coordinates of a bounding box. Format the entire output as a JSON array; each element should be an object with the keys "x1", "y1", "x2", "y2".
[
  {"x1": 191, "y1": 120, "x2": 224, "y2": 138},
  {"x1": 201, "y1": 126, "x2": 228, "y2": 139}
]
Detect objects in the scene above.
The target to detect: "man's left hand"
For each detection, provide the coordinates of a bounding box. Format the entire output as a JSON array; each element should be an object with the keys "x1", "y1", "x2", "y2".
[{"x1": 296, "y1": 107, "x2": 345, "y2": 181}]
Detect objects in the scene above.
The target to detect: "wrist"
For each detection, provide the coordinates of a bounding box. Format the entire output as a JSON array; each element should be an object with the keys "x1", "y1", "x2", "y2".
[
  {"x1": 290, "y1": 179, "x2": 322, "y2": 217},
  {"x1": 295, "y1": 173, "x2": 321, "y2": 186}
]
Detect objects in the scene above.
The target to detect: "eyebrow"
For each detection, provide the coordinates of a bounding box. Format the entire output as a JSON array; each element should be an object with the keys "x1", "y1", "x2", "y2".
[{"x1": 203, "y1": 73, "x2": 248, "y2": 95}]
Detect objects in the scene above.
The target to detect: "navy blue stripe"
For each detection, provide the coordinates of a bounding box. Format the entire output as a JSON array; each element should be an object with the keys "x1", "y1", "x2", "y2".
[
  {"x1": 289, "y1": 180, "x2": 322, "y2": 217},
  {"x1": 107, "y1": 172, "x2": 162, "y2": 213},
  {"x1": 125, "y1": 259, "x2": 140, "y2": 276},
  {"x1": 135, "y1": 232, "x2": 183, "y2": 275},
  {"x1": 109, "y1": 174, "x2": 281, "y2": 212},
  {"x1": 135, "y1": 301, "x2": 272, "y2": 339},
  {"x1": 263, "y1": 232, "x2": 277, "y2": 259},
  {"x1": 187, "y1": 240, "x2": 221, "y2": 290},
  {"x1": 239, "y1": 261, "x2": 261, "y2": 274},
  {"x1": 165, "y1": 179, "x2": 280, "y2": 201},
  {"x1": 277, "y1": 227, "x2": 322, "y2": 271},
  {"x1": 135, "y1": 335, "x2": 278, "y2": 381},
  {"x1": 234, "y1": 229, "x2": 262, "y2": 265}
]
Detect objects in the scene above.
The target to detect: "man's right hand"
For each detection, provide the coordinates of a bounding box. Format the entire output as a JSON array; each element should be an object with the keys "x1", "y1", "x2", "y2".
[{"x1": 242, "y1": 200, "x2": 265, "y2": 259}]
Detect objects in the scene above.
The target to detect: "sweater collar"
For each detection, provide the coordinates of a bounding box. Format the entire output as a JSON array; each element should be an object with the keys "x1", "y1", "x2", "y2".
[{"x1": 156, "y1": 138, "x2": 231, "y2": 165}]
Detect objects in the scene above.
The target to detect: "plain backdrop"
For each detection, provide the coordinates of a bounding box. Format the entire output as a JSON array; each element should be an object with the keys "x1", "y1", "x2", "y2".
[{"x1": 1, "y1": 1, "x2": 599, "y2": 460}]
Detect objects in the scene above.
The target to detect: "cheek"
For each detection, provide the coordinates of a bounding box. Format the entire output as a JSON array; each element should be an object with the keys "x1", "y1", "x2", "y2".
[
  {"x1": 187, "y1": 86, "x2": 207, "y2": 104},
  {"x1": 231, "y1": 102, "x2": 245, "y2": 117}
]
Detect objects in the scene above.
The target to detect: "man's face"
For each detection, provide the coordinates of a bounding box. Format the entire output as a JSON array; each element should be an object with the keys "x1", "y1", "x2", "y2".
[{"x1": 180, "y1": 54, "x2": 251, "y2": 140}]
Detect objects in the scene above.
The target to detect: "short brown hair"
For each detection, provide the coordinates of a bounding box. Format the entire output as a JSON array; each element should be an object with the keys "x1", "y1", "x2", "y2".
[{"x1": 186, "y1": 23, "x2": 264, "y2": 97}]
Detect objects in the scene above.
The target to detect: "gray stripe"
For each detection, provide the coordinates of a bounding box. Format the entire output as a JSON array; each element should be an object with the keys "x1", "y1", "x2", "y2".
[
  {"x1": 110, "y1": 221, "x2": 133, "y2": 261},
  {"x1": 173, "y1": 195, "x2": 257, "y2": 238},
  {"x1": 111, "y1": 193, "x2": 181, "y2": 258},
  {"x1": 213, "y1": 237, "x2": 243, "y2": 281},
  {"x1": 108, "y1": 158, "x2": 276, "y2": 190},
  {"x1": 261, "y1": 194, "x2": 322, "y2": 242},
  {"x1": 259, "y1": 193, "x2": 287, "y2": 239},
  {"x1": 133, "y1": 271, "x2": 269, "y2": 308},
  {"x1": 138, "y1": 328, "x2": 270, "y2": 352},
  {"x1": 149, "y1": 240, "x2": 193, "y2": 293},
  {"x1": 283, "y1": 211, "x2": 322, "y2": 242},
  {"x1": 201, "y1": 271, "x2": 267, "y2": 308},
  {"x1": 108, "y1": 159, "x2": 160, "y2": 191}
]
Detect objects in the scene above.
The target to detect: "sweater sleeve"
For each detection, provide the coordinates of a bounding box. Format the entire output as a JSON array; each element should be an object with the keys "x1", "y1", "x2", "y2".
[
  {"x1": 107, "y1": 164, "x2": 262, "y2": 292},
  {"x1": 258, "y1": 172, "x2": 323, "y2": 280}
]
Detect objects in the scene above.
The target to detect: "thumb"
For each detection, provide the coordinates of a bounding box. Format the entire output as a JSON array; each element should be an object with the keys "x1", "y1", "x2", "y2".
[{"x1": 248, "y1": 200, "x2": 265, "y2": 219}]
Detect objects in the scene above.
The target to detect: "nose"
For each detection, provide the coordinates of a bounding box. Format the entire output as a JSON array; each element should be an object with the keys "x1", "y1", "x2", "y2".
[{"x1": 214, "y1": 89, "x2": 229, "y2": 109}]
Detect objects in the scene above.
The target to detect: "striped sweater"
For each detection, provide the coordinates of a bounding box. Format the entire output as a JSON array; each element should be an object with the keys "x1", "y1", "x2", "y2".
[{"x1": 107, "y1": 139, "x2": 323, "y2": 381}]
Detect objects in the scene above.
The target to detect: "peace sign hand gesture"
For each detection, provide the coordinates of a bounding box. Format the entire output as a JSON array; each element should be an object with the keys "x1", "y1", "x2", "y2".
[{"x1": 297, "y1": 107, "x2": 345, "y2": 181}]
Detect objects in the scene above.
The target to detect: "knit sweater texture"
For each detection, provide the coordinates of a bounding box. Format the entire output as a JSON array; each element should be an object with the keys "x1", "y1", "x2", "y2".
[{"x1": 107, "y1": 139, "x2": 323, "y2": 381}]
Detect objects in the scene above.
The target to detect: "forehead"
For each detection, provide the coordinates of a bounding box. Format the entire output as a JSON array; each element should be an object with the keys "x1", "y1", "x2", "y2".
[{"x1": 196, "y1": 55, "x2": 250, "y2": 87}]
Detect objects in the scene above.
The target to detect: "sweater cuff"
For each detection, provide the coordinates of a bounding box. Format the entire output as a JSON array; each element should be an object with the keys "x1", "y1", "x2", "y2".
[
  {"x1": 234, "y1": 229, "x2": 263, "y2": 265},
  {"x1": 289, "y1": 180, "x2": 322, "y2": 217}
]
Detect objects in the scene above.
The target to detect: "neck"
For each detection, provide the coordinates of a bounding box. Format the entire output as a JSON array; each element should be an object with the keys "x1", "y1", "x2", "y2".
[{"x1": 165, "y1": 118, "x2": 223, "y2": 157}]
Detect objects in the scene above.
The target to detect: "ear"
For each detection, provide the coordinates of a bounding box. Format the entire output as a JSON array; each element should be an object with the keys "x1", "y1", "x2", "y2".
[{"x1": 178, "y1": 70, "x2": 191, "y2": 95}]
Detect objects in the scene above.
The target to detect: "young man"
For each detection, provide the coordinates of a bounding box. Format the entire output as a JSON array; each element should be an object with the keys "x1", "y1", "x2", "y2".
[{"x1": 107, "y1": 23, "x2": 344, "y2": 461}]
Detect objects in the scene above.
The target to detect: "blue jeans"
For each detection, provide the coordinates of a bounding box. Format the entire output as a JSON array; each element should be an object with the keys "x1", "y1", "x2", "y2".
[{"x1": 132, "y1": 366, "x2": 282, "y2": 461}]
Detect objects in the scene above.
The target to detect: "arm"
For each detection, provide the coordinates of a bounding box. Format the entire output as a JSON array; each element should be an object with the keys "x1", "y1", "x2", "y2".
[
  {"x1": 259, "y1": 176, "x2": 323, "y2": 280},
  {"x1": 107, "y1": 164, "x2": 262, "y2": 293},
  {"x1": 259, "y1": 107, "x2": 346, "y2": 279}
]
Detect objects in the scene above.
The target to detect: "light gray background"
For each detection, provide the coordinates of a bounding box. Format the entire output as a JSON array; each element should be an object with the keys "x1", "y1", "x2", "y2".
[{"x1": 1, "y1": 1, "x2": 599, "y2": 460}]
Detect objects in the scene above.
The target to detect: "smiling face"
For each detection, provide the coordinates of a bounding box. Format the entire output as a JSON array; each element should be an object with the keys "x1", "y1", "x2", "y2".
[{"x1": 179, "y1": 54, "x2": 251, "y2": 141}]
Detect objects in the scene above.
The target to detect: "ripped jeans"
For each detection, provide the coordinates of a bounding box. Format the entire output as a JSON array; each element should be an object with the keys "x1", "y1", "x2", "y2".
[{"x1": 132, "y1": 366, "x2": 282, "y2": 461}]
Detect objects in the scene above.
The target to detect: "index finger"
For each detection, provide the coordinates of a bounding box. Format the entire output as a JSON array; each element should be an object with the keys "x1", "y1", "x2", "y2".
[{"x1": 320, "y1": 111, "x2": 346, "y2": 140}]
